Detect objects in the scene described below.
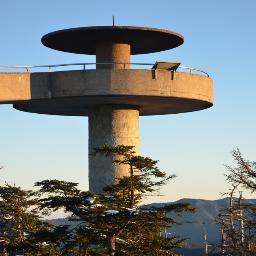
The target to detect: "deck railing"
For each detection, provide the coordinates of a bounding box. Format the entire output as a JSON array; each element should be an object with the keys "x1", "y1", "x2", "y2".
[{"x1": 0, "y1": 62, "x2": 209, "y2": 77}]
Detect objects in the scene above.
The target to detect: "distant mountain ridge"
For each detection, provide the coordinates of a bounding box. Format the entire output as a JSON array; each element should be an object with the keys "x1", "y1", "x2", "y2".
[
  {"x1": 48, "y1": 198, "x2": 256, "y2": 247},
  {"x1": 151, "y1": 198, "x2": 256, "y2": 246}
]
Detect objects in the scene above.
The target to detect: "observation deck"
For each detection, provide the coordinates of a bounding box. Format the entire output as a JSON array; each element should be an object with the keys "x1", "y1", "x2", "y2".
[{"x1": 0, "y1": 62, "x2": 213, "y2": 116}]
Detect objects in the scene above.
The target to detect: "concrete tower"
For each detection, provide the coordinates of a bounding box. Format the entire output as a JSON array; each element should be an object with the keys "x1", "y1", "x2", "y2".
[{"x1": 0, "y1": 26, "x2": 213, "y2": 193}]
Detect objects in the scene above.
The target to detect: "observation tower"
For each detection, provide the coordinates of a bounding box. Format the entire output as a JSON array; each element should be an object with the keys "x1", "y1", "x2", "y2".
[{"x1": 0, "y1": 25, "x2": 213, "y2": 193}]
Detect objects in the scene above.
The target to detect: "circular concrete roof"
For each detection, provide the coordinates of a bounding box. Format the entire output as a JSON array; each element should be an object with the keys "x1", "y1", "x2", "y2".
[{"x1": 41, "y1": 26, "x2": 184, "y2": 54}]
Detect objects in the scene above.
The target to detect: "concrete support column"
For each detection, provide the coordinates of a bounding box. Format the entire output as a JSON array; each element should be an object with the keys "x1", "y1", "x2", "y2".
[
  {"x1": 96, "y1": 42, "x2": 131, "y2": 69},
  {"x1": 88, "y1": 105, "x2": 139, "y2": 193}
]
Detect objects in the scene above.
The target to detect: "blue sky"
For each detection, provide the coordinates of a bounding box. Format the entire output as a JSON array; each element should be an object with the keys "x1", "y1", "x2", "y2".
[{"x1": 0, "y1": 0, "x2": 256, "y2": 202}]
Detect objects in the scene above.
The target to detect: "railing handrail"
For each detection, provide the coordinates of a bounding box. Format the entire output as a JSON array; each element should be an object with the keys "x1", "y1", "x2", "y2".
[
  {"x1": 0, "y1": 62, "x2": 209, "y2": 77},
  {"x1": 179, "y1": 65, "x2": 209, "y2": 77}
]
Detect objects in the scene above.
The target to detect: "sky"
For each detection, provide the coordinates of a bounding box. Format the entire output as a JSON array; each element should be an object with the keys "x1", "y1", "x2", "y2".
[{"x1": 0, "y1": 0, "x2": 256, "y2": 203}]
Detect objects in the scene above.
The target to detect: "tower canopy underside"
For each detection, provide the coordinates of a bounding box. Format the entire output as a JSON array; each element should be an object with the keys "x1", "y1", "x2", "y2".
[{"x1": 14, "y1": 96, "x2": 212, "y2": 116}]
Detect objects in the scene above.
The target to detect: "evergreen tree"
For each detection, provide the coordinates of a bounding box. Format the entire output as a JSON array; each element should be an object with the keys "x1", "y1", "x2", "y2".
[
  {"x1": 215, "y1": 149, "x2": 256, "y2": 255},
  {"x1": 0, "y1": 183, "x2": 49, "y2": 255},
  {"x1": 28, "y1": 225, "x2": 74, "y2": 256},
  {"x1": 226, "y1": 148, "x2": 256, "y2": 192},
  {"x1": 35, "y1": 145, "x2": 194, "y2": 255},
  {"x1": 216, "y1": 186, "x2": 256, "y2": 255}
]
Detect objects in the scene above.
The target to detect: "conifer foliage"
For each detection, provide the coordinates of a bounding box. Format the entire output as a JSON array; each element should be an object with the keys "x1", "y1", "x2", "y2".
[
  {"x1": 215, "y1": 149, "x2": 256, "y2": 255},
  {"x1": 0, "y1": 183, "x2": 48, "y2": 255},
  {"x1": 226, "y1": 148, "x2": 256, "y2": 192},
  {"x1": 35, "y1": 145, "x2": 194, "y2": 255}
]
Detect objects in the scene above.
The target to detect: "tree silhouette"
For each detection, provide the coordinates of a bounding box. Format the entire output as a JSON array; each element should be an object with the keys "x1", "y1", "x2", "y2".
[
  {"x1": 35, "y1": 145, "x2": 194, "y2": 255},
  {"x1": 215, "y1": 149, "x2": 256, "y2": 255},
  {"x1": 0, "y1": 183, "x2": 49, "y2": 255}
]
